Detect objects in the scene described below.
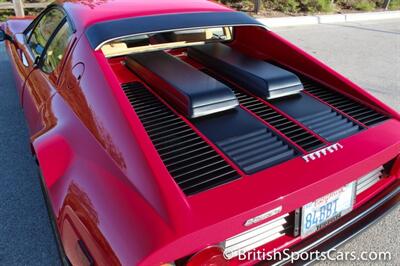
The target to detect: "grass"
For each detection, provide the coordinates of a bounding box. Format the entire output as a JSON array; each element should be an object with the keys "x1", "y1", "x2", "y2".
[
  {"x1": 354, "y1": 0, "x2": 376, "y2": 11},
  {"x1": 389, "y1": 0, "x2": 400, "y2": 10}
]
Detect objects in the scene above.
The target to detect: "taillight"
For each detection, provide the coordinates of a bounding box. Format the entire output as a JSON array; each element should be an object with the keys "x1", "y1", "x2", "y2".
[{"x1": 186, "y1": 246, "x2": 228, "y2": 266}]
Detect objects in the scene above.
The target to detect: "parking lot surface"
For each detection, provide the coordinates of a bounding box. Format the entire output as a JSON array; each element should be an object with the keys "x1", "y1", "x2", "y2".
[
  {"x1": 0, "y1": 44, "x2": 60, "y2": 265},
  {"x1": 276, "y1": 19, "x2": 399, "y2": 265}
]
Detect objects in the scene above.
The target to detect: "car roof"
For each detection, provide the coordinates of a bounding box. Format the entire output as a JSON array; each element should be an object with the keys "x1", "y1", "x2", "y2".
[
  {"x1": 57, "y1": 0, "x2": 232, "y2": 32},
  {"x1": 85, "y1": 11, "x2": 263, "y2": 49}
]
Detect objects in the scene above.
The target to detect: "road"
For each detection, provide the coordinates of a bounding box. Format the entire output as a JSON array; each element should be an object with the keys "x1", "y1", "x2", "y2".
[
  {"x1": 0, "y1": 19, "x2": 399, "y2": 265},
  {"x1": 275, "y1": 19, "x2": 400, "y2": 265},
  {"x1": 0, "y1": 44, "x2": 61, "y2": 265}
]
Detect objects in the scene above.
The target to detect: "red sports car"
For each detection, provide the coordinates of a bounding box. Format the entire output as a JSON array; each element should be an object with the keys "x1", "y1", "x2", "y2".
[{"x1": 1, "y1": 0, "x2": 399, "y2": 265}]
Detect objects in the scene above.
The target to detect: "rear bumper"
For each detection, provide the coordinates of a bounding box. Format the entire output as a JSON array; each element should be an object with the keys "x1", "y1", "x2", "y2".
[{"x1": 264, "y1": 179, "x2": 399, "y2": 265}]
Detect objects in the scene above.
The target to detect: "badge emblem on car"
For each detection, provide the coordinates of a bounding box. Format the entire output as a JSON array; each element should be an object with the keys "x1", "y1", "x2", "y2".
[
  {"x1": 244, "y1": 206, "x2": 282, "y2": 227},
  {"x1": 302, "y1": 143, "x2": 343, "y2": 163}
]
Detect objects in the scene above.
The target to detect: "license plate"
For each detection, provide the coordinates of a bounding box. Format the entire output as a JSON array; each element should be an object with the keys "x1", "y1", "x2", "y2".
[{"x1": 301, "y1": 182, "x2": 356, "y2": 236}]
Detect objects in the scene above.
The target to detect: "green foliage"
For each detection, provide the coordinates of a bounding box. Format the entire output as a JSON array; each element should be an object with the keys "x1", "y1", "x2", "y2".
[
  {"x1": 389, "y1": 0, "x2": 400, "y2": 10},
  {"x1": 298, "y1": 0, "x2": 334, "y2": 13},
  {"x1": 266, "y1": 0, "x2": 334, "y2": 13},
  {"x1": 353, "y1": 0, "x2": 376, "y2": 10},
  {"x1": 267, "y1": 0, "x2": 300, "y2": 13},
  {"x1": 223, "y1": 1, "x2": 393, "y2": 13},
  {"x1": 324, "y1": 0, "x2": 384, "y2": 11}
]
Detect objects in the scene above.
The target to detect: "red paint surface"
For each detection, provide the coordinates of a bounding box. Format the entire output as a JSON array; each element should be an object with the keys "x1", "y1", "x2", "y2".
[
  {"x1": 60, "y1": 0, "x2": 232, "y2": 35},
  {"x1": 2, "y1": 0, "x2": 399, "y2": 265}
]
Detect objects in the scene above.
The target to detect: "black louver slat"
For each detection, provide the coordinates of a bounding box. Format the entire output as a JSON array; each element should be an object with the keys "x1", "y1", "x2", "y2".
[
  {"x1": 217, "y1": 129, "x2": 296, "y2": 174},
  {"x1": 297, "y1": 110, "x2": 361, "y2": 142},
  {"x1": 302, "y1": 78, "x2": 389, "y2": 126},
  {"x1": 201, "y1": 69, "x2": 324, "y2": 152},
  {"x1": 122, "y1": 82, "x2": 240, "y2": 195},
  {"x1": 233, "y1": 89, "x2": 324, "y2": 152}
]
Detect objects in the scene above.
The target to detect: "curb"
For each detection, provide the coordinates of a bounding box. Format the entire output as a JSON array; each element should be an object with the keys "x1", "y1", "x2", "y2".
[{"x1": 257, "y1": 10, "x2": 400, "y2": 28}]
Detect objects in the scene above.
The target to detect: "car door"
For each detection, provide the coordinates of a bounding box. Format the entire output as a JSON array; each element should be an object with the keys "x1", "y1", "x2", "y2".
[{"x1": 23, "y1": 8, "x2": 74, "y2": 136}]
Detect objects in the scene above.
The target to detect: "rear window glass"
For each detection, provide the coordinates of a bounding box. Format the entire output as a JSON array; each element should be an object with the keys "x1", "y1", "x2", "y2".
[{"x1": 101, "y1": 27, "x2": 233, "y2": 57}]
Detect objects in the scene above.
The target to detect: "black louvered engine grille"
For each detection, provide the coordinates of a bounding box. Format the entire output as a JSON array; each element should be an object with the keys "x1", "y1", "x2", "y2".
[
  {"x1": 200, "y1": 69, "x2": 324, "y2": 152},
  {"x1": 297, "y1": 109, "x2": 362, "y2": 142},
  {"x1": 217, "y1": 129, "x2": 297, "y2": 174},
  {"x1": 302, "y1": 78, "x2": 389, "y2": 126},
  {"x1": 233, "y1": 89, "x2": 324, "y2": 152},
  {"x1": 122, "y1": 82, "x2": 240, "y2": 195}
]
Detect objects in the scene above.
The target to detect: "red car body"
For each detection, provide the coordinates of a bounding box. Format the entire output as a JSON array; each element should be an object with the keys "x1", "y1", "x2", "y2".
[{"x1": 1, "y1": 0, "x2": 399, "y2": 265}]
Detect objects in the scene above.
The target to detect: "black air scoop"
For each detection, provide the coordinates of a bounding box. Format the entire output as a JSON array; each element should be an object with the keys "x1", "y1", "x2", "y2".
[
  {"x1": 272, "y1": 93, "x2": 362, "y2": 142},
  {"x1": 188, "y1": 43, "x2": 303, "y2": 99},
  {"x1": 126, "y1": 51, "x2": 238, "y2": 118},
  {"x1": 193, "y1": 108, "x2": 298, "y2": 174}
]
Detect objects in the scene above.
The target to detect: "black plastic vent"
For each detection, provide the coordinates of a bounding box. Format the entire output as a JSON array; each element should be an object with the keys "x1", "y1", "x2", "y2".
[
  {"x1": 217, "y1": 129, "x2": 296, "y2": 174},
  {"x1": 297, "y1": 110, "x2": 361, "y2": 142},
  {"x1": 233, "y1": 89, "x2": 324, "y2": 152},
  {"x1": 122, "y1": 82, "x2": 240, "y2": 195},
  {"x1": 302, "y1": 78, "x2": 389, "y2": 126},
  {"x1": 201, "y1": 69, "x2": 324, "y2": 152}
]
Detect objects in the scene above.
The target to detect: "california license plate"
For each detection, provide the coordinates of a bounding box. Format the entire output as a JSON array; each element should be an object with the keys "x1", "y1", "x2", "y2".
[{"x1": 301, "y1": 182, "x2": 356, "y2": 236}]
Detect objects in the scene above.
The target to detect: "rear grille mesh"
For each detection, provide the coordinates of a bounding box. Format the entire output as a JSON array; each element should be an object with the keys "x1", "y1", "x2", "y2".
[
  {"x1": 233, "y1": 89, "x2": 324, "y2": 152},
  {"x1": 201, "y1": 69, "x2": 324, "y2": 152},
  {"x1": 356, "y1": 166, "x2": 383, "y2": 195},
  {"x1": 223, "y1": 213, "x2": 292, "y2": 259},
  {"x1": 302, "y1": 78, "x2": 389, "y2": 126},
  {"x1": 122, "y1": 82, "x2": 240, "y2": 195}
]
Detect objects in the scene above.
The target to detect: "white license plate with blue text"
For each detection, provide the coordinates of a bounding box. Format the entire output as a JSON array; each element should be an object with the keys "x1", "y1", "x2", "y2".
[{"x1": 301, "y1": 182, "x2": 356, "y2": 236}]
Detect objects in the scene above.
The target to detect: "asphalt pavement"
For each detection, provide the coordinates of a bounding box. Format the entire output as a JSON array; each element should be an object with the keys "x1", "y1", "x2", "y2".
[
  {"x1": 0, "y1": 43, "x2": 61, "y2": 265},
  {"x1": 0, "y1": 19, "x2": 399, "y2": 265},
  {"x1": 275, "y1": 19, "x2": 400, "y2": 265}
]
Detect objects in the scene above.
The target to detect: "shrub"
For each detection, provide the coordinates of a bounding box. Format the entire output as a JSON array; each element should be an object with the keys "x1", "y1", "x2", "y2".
[
  {"x1": 298, "y1": 0, "x2": 334, "y2": 13},
  {"x1": 353, "y1": 0, "x2": 376, "y2": 11},
  {"x1": 266, "y1": 0, "x2": 334, "y2": 13},
  {"x1": 267, "y1": 0, "x2": 301, "y2": 13},
  {"x1": 335, "y1": 0, "x2": 383, "y2": 10},
  {"x1": 389, "y1": 0, "x2": 400, "y2": 10},
  {"x1": 222, "y1": 0, "x2": 387, "y2": 13}
]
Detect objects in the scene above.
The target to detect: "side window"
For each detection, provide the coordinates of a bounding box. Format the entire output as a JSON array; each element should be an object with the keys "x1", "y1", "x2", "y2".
[
  {"x1": 42, "y1": 21, "x2": 73, "y2": 73},
  {"x1": 28, "y1": 8, "x2": 65, "y2": 58}
]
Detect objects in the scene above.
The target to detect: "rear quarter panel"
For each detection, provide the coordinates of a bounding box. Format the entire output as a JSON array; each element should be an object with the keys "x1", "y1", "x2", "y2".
[{"x1": 32, "y1": 35, "x2": 179, "y2": 265}]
